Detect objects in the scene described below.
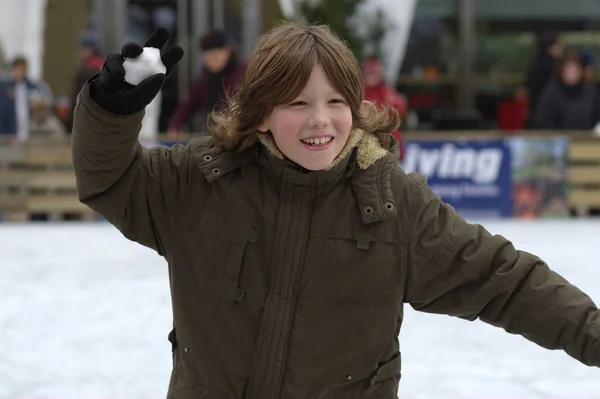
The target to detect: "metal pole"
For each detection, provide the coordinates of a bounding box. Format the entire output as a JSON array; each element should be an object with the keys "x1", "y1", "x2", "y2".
[
  {"x1": 176, "y1": 0, "x2": 190, "y2": 104},
  {"x1": 458, "y1": 0, "x2": 475, "y2": 109},
  {"x1": 114, "y1": 0, "x2": 126, "y2": 51},
  {"x1": 101, "y1": 0, "x2": 126, "y2": 53},
  {"x1": 213, "y1": 0, "x2": 225, "y2": 30},
  {"x1": 242, "y1": 0, "x2": 262, "y2": 59},
  {"x1": 91, "y1": 0, "x2": 104, "y2": 52},
  {"x1": 95, "y1": 0, "x2": 111, "y2": 56},
  {"x1": 191, "y1": 0, "x2": 210, "y2": 74}
]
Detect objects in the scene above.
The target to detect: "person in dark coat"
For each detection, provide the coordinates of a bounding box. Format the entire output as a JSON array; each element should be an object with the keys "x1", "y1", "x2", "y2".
[
  {"x1": 533, "y1": 50, "x2": 600, "y2": 130},
  {"x1": 167, "y1": 29, "x2": 246, "y2": 138},
  {"x1": 526, "y1": 32, "x2": 563, "y2": 126}
]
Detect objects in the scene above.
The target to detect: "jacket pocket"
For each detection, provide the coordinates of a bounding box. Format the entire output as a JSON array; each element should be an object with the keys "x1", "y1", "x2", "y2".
[
  {"x1": 218, "y1": 218, "x2": 256, "y2": 308},
  {"x1": 370, "y1": 352, "x2": 402, "y2": 387},
  {"x1": 188, "y1": 211, "x2": 256, "y2": 308}
]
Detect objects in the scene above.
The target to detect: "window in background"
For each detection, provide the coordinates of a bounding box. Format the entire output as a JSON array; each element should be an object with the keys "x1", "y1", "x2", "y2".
[{"x1": 474, "y1": 0, "x2": 600, "y2": 128}]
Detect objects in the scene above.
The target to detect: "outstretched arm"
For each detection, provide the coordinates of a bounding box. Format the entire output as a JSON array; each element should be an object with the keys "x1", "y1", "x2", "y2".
[{"x1": 403, "y1": 173, "x2": 600, "y2": 367}]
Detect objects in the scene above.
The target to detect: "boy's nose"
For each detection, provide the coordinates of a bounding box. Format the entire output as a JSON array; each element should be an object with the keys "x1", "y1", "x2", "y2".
[{"x1": 308, "y1": 107, "x2": 329, "y2": 128}]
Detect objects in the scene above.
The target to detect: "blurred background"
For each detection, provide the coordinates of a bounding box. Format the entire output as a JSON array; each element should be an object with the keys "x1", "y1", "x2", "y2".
[
  {"x1": 1, "y1": 0, "x2": 600, "y2": 220},
  {"x1": 1, "y1": 2, "x2": 600, "y2": 398}
]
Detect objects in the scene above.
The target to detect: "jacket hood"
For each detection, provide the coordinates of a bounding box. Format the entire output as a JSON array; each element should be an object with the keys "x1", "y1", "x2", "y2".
[{"x1": 192, "y1": 130, "x2": 401, "y2": 224}]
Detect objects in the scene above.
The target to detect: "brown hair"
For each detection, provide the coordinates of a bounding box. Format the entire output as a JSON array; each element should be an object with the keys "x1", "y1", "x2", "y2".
[
  {"x1": 553, "y1": 50, "x2": 584, "y2": 82},
  {"x1": 11, "y1": 56, "x2": 27, "y2": 70},
  {"x1": 207, "y1": 22, "x2": 400, "y2": 151}
]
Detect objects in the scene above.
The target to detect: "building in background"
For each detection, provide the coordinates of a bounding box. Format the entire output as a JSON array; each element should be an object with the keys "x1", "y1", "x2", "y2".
[
  {"x1": 399, "y1": 0, "x2": 600, "y2": 130},
  {"x1": 9, "y1": 0, "x2": 600, "y2": 132}
]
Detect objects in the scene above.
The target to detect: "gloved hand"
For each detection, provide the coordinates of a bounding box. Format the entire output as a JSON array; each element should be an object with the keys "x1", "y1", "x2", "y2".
[{"x1": 90, "y1": 26, "x2": 184, "y2": 115}]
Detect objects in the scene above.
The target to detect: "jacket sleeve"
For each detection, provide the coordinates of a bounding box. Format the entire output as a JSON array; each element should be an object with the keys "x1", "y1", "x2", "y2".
[
  {"x1": 71, "y1": 81, "x2": 199, "y2": 255},
  {"x1": 403, "y1": 173, "x2": 600, "y2": 367}
]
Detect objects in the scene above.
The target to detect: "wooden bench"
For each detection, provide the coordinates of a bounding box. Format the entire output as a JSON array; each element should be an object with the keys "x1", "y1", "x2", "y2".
[
  {"x1": 0, "y1": 138, "x2": 97, "y2": 221},
  {"x1": 568, "y1": 137, "x2": 600, "y2": 215}
]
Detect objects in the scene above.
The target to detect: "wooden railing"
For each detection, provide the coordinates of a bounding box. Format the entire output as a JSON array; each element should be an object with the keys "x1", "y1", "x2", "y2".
[
  {"x1": 0, "y1": 136, "x2": 95, "y2": 221},
  {"x1": 0, "y1": 131, "x2": 599, "y2": 221},
  {"x1": 568, "y1": 136, "x2": 600, "y2": 214}
]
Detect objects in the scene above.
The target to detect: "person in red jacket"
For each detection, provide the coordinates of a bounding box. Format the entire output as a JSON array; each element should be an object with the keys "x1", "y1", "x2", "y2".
[
  {"x1": 362, "y1": 57, "x2": 407, "y2": 161},
  {"x1": 167, "y1": 29, "x2": 247, "y2": 138}
]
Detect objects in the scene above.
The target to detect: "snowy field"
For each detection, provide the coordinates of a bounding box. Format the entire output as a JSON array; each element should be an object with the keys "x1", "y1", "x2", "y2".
[{"x1": 1, "y1": 219, "x2": 599, "y2": 399}]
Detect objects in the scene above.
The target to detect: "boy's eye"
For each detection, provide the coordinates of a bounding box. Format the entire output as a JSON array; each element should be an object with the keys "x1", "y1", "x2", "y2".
[
  {"x1": 329, "y1": 98, "x2": 346, "y2": 104},
  {"x1": 289, "y1": 101, "x2": 307, "y2": 106}
]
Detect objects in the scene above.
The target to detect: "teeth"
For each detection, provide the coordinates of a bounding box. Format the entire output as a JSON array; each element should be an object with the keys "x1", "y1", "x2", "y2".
[{"x1": 302, "y1": 137, "x2": 332, "y2": 145}]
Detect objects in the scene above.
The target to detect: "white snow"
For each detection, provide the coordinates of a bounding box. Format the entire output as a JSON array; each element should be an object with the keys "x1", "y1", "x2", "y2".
[
  {"x1": 0, "y1": 219, "x2": 599, "y2": 398},
  {"x1": 123, "y1": 47, "x2": 167, "y2": 86}
]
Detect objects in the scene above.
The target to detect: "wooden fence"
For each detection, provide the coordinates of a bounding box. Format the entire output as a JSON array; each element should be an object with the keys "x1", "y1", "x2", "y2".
[
  {"x1": 568, "y1": 136, "x2": 600, "y2": 215},
  {"x1": 0, "y1": 131, "x2": 599, "y2": 221},
  {"x1": 0, "y1": 137, "x2": 96, "y2": 221}
]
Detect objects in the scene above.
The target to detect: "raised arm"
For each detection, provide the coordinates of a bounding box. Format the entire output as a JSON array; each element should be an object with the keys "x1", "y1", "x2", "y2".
[
  {"x1": 71, "y1": 27, "x2": 185, "y2": 255},
  {"x1": 403, "y1": 173, "x2": 600, "y2": 367}
]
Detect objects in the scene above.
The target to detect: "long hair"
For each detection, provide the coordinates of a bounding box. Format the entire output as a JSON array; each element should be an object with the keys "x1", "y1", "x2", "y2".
[{"x1": 207, "y1": 22, "x2": 400, "y2": 151}]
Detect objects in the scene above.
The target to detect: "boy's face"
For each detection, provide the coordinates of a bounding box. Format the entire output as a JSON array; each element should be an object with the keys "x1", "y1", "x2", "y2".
[{"x1": 259, "y1": 64, "x2": 352, "y2": 171}]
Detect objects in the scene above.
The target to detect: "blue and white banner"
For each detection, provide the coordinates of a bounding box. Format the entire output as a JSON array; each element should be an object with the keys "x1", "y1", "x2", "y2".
[{"x1": 402, "y1": 140, "x2": 512, "y2": 218}]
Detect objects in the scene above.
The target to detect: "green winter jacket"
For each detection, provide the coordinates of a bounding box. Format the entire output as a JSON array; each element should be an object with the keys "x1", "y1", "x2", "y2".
[{"x1": 72, "y1": 81, "x2": 600, "y2": 399}]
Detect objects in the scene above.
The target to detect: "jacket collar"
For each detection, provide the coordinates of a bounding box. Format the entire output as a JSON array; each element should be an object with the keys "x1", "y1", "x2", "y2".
[
  {"x1": 192, "y1": 130, "x2": 400, "y2": 224},
  {"x1": 350, "y1": 135, "x2": 400, "y2": 224}
]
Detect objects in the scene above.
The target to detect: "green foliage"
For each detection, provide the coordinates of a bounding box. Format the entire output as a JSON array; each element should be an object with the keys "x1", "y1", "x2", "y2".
[
  {"x1": 293, "y1": 0, "x2": 392, "y2": 61},
  {"x1": 363, "y1": 8, "x2": 393, "y2": 59}
]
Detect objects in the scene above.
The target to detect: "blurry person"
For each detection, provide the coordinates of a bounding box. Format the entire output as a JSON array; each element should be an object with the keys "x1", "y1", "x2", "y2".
[
  {"x1": 533, "y1": 50, "x2": 600, "y2": 130},
  {"x1": 497, "y1": 87, "x2": 530, "y2": 131},
  {"x1": 28, "y1": 94, "x2": 65, "y2": 138},
  {"x1": 362, "y1": 57, "x2": 407, "y2": 160},
  {"x1": 581, "y1": 50, "x2": 596, "y2": 82},
  {"x1": 0, "y1": 44, "x2": 6, "y2": 79},
  {"x1": 66, "y1": 31, "x2": 104, "y2": 132},
  {"x1": 167, "y1": 29, "x2": 246, "y2": 138},
  {"x1": 526, "y1": 32, "x2": 563, "y2": 126},
  {"x1": 0, "y1": 56, "x2": 53, "y2": 141}
]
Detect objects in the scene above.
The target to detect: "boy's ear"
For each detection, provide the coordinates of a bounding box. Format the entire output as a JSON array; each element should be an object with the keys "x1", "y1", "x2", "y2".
[{"x1": 258, "y1": 120, "x2": 269, "y2": 132}]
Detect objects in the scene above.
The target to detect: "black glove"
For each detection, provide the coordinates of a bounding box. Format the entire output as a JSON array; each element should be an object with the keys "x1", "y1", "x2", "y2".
[{"x1": 90, "y1": 26, "x2": 184, "y2": 115}]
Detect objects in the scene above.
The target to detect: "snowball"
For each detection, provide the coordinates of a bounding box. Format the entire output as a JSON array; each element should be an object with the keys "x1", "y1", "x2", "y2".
[{"x1": 123, "y1": 47, "x2": 167, "y2": 86}]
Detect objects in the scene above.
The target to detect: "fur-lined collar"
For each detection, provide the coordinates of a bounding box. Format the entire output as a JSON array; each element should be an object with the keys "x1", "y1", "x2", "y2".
[{"x1": 256, "y1": 128, "x2": 388, "y2": 170}]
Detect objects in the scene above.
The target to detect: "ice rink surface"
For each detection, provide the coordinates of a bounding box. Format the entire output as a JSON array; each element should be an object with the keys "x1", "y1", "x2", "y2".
[{"x1": 1, "y1": 219, "x2": 599, "y2": 399}]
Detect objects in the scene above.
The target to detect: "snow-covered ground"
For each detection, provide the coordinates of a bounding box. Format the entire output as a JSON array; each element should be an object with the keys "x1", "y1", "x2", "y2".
[{"x1": 1, "y1": 219, "x2": 599, "y2": 399}]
